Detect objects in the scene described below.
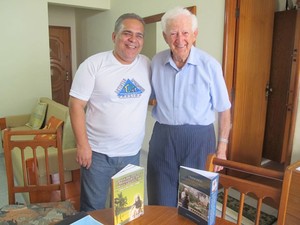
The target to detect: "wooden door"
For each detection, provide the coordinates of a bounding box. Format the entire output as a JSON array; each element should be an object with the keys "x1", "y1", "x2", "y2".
[
  {"x1": 263, "y1": 10, "x2": 300, "y2": 164},
  {"x1": 49, "y1": 26, "x2": 72, "y2": 106},
  {"x1": 223, "y1": 0, "x2": 275, "y2": 165}
]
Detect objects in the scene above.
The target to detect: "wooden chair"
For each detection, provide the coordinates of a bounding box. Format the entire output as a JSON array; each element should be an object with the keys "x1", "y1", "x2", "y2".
[
  {"x1": 277, "y1": 160, "x2": 300, "y2": 225},
  {"x1": 206, "y1": 154, "x2": 284, "y2": 225},
  {"x1": 3, "y1": 125, "x2": 68, "y2": 205}
]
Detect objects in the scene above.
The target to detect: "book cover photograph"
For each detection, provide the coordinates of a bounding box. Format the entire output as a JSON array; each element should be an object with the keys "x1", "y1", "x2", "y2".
[
  {"x1": 178, "y1": 166, "x2": 219, "y2": 225},
  {"x1": 112, "y1": 164, "x2": 144, "y2": 225}
]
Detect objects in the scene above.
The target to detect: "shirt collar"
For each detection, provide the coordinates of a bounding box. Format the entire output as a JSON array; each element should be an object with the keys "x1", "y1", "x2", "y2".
[{"x1": 165, "y1": 46, "x2": 197, "y2": 69}]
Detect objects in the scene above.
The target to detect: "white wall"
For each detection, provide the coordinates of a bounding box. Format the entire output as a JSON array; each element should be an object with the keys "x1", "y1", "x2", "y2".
[
  {"x1": 74, "y1": 8, "x2": 109, "y2": 64},
  {"x1": 48, "y1": 0, "x2": 110, "y2": 10},
  {"x1": 75, "y1": 0, "x2": 225, "y2": 63},
  {"x1": 140, "y1": 23, "x2": 157, "y2": 59},
  {"x1": 0, "y1": 0, "x2": 51, "y2": 115},
  {"x1": 291, "y1": 97, "x2": 300, "y2": 163},
  {"x1": 0, "y1": 0, "x2": 109, "y2": 117}
]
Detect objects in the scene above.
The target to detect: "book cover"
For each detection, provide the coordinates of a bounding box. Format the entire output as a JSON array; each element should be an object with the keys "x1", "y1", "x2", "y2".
[
  {"x1": 56, "y1": 212, "x2": 104, "y2": 225},
  {"x1": 178, "y1": 166, "x2": 219, "y2": 225},
  {"x1": 111, "y1": 164, "x2": 144, "y2": 225}
]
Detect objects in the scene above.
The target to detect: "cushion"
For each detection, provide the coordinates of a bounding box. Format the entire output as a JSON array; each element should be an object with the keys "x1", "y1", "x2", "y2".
[
  {"x1": 34, "y1": 116, "x2": 63, "y2": 141},
  {"x1": 25, "y1": 102, "x2": 48, "y2": 129},
  {"x1": 62, "y1": 116, "x2": 76, "y2": 149}
]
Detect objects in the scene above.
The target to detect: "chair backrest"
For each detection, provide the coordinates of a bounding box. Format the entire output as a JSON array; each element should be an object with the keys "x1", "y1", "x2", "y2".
[
  {"x1": 277, "y1": 160, "x2": 300, "y2": 225},
  {"x1": 3, "y1": 125, "x2": 66, "y2": 204},
  {"x1": 206, "y1": 154, "x2": 284, "y2": 225}
]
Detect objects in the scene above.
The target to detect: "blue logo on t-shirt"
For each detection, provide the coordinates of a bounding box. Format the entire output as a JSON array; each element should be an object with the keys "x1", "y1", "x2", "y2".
[{"x1": 115, "y1": 79, "x2": 144, "y2": 98}]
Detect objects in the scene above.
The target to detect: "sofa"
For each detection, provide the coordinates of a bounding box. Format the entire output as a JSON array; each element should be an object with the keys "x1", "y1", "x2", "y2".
[
  {"x1": 0, "y1": 97, "x2": 80, "y2": 208},
  {"x1": 1, "y1": 97, "x2": 75, "y2": 148}
]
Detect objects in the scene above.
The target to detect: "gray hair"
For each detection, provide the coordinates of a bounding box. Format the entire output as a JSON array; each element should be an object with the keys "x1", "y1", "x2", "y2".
[
  {"x1": 114, "y1": 13, "x2": 145, "y2": 34},
  {"x1": 161, "y1": 6, "x2": 198, "y2": 33}
]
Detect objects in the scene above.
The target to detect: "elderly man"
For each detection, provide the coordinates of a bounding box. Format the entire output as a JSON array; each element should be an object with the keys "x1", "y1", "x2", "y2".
[{"x1": 147, "y1": 6, "x2": 231, "y2": 207}]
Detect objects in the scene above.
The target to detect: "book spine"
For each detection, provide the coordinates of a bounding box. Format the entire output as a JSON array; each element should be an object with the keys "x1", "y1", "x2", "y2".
[
  {"x1": 208, "y1": 177, "x2": 219, "y2": 225},
  {"x1": 112, "y1": 179, "x2": 117, "y2": 225}
]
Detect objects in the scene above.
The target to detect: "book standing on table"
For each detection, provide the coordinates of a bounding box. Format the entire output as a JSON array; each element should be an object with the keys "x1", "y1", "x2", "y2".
[
  {"x1": 111, "y1": 164, "x2": 144, "y2": 225},
  {"x1": 178, "y1": 166, "x2": 219, "y2": 225}
]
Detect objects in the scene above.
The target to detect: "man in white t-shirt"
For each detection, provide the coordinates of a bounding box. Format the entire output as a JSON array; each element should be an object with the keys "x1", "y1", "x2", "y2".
[{"x1": 69, "y1": 13, "x2": 151, "y2": 211}]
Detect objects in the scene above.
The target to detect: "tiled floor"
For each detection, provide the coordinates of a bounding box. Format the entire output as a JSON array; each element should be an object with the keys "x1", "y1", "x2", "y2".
[{"x1": 218, "y1": 188, "x2": 278, "y2": 224}]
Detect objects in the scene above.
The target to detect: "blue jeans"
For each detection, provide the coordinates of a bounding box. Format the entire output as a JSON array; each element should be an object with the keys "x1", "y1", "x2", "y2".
[{"x1": 80, "y1": 151, "x2": 140, "y2": 211}]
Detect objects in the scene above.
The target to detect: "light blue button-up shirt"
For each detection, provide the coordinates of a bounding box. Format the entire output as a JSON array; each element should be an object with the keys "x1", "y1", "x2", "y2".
[{"x1": 151, "y1": 46, "x2": 231, "y2": 125}]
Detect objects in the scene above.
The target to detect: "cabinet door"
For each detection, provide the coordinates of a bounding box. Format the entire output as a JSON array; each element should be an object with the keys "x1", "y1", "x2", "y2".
[
  {"x1": 263, "y1": 10, "x2": 299, "y2": 163},
  {"x1": 225, "y1": 0, "x2": 275, "y2": 165}
]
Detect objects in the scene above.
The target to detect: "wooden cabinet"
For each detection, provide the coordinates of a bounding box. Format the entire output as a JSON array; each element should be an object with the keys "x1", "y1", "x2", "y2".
[
  {"x1": 263, "y1": 10, "x2": 300, "y2": 165},
  {"x1": 223, "y1": 0, "x2": 275, "y2": 165},
  {"x1": 223, "y1": 1, "x2": 300, "y2": 167},
  {"x1": 278, "y1": 161, "x2": 300, "y2": 224}
]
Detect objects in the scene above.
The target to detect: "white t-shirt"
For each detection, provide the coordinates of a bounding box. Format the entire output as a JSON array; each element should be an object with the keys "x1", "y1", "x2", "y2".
[{"x1": 70, "y1": 51, "x2": 151, "y2": 157}]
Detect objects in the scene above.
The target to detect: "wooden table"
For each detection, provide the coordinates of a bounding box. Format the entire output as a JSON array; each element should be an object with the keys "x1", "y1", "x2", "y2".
[{"x1": 89, "y1": 205, "x2": 234, "y2": 225}]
